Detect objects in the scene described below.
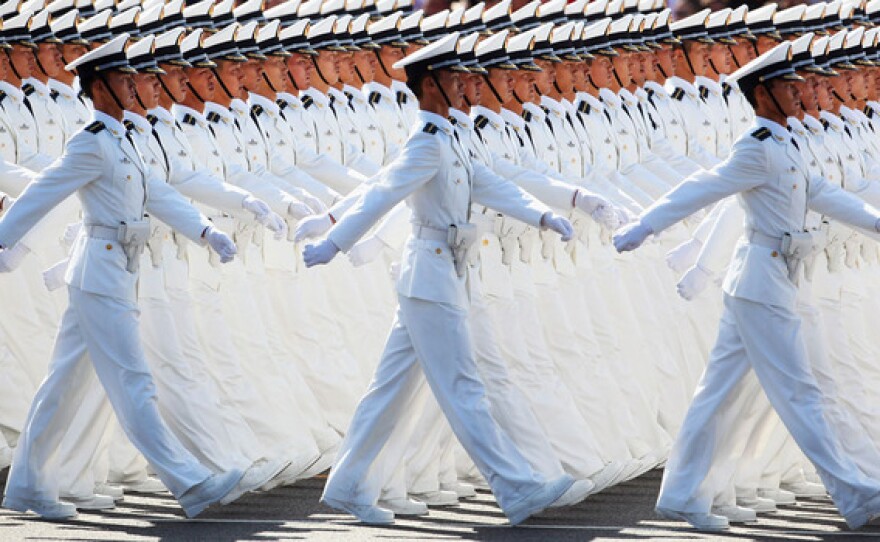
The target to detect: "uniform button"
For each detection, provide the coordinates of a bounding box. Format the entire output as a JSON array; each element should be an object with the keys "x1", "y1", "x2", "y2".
[
  {"x1": 455, "y1": 179, "x2": 461, "y2": 184},
  {"x1": 126, "y1": 175, "x2": 131, "y2": 180},
  {"x1": 771, "y1": 251, "x2": 778, "y2": 257},
  {"x1": 106, "y1": 244, "x2": 113, "y2": 250},
  {"x1": 793, "y1": 184, "x2": 797, "y2": 189},
  {"x1": 435, "y1": 248, "x2": 442, "y2": 254},
  {"x1": 482, "y1": 239, "x2": 489, "y2": 246}
]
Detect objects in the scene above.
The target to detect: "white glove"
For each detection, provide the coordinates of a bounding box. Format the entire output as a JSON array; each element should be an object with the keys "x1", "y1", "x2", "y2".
[
  {"x1": 348, "y1": 235, "x2": 389, "y2": 267},
  {"x1": 61, "y1": 222, "x2": 81, "y2": 249},
  {"x1": 574, "y1": 190, "x2": 618, "y2": 230},
  {"x1": 0, "y1": 242, "x2": 30, "y2": 272},
  {"x1": 265, "y1": 212, "x2": 288, "y2": 240},
  {"x1": 43, "y1": 259, "x2": 68, "y2": 291},
  {"x1": 203, "y1": 226, "x2": 237, "y2": 263},
  {"x1": 294, "y1": 213, "x2": 334, "y2": 243},
  {"x1": 616, "y1": 207, "x2": 636, "y2": 225},
  {"x1": 303, "y1": 238, "x2": 339, "y2": 267},
  {"x1": 242, "y1": 195, "x2": 271, "y2": 221},
  {"x1": 300, "y1": 192, "x2": 327, "y2": 215},
  {"x1": 613, "y1": 220, "x2": 653, "y2": 252},
  {"x1": 540, "y1": 212, "x2": 574, "y2": 242},
  {"x1": 665, "y1": 238, "x2": 703, "y2": 274},
  {"x1": 676, "y1": 263, "x2": 713, "y2": 301},
  {"x1": 287, "y1": 199, "x2": 314, "y2": 220}
]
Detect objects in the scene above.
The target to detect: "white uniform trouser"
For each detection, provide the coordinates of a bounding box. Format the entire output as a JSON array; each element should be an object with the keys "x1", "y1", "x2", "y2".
[
  {"x1": 323, "y1": 294, "x2": 546, "y2": 514},
  {"x1": 658, "y1": 294, "x2": 880, "y2": 528},
  {"x1": 4, "y1": 286, "x2": 210, "y2": 502},
  {"x1": 0, "y1": 334, "x2": 33, "y2": 446}
]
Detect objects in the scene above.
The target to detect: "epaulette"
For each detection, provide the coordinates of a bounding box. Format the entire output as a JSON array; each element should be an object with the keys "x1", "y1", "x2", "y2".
[
  {"x1": 522, "y1": 110, "x2": 532, "y2": 122},
  {"x1": 577, "y1": 101, "x2": 590, "y2": 115},
  {"x1": 698, "y1": 86, "x2": 709, "y2": 101},
  {"x1": 181, "y1": 113, "x2": 197, "y2": 126},
  {"x1": 123, "y1": 119, "x2": 135, "y2": 132},
  {"x1": 205, "y1": 112, "x2": 222, "y2": 123},
  {"x1": 396, "y1": 91, "x2": 408, "y2": 105},
  {"x1": 820, "y1": 118, "x2": 830, "y2": 130},
  {"x1": 85, "y1": 120, "x2": 105, "y2": 134},
  {"x1": 474, "y1": 115, "x2": 489, "y2": 130},
  {"x1": 865, "y1": 105, "x2": 874, "y2": 119},
  {"x1": 22, "y1": 83, "x2": 35, "y2": 96},
  {"x1": 368, "y1": 91, "x2": 381, "y2": 106},
  {"x1": 750, "y1": 127, "x2": 771, "y2": 141},
  {"x1": 722, "y1": 82, "x2": 732, "y2": 99},
  {"x1": 448, "y1": 116, "x2": 457, "y2": 125},
  {"x1": 422, "y1": 122, "x2": 438, "y2": 134},
  {"x1": 671, "y1": 88, "x2": 685, "y2": 101},
  {"x1": 276, "y1": 98, "x2": 289, "y2": 110},
  {"x1": 146, "y1": 114, "x2": 159, "y2": 126},
  {"x1": 49, "y1": 89, "x2": 60, "y2": 101},
  {"x1": 251, "y1": 104, "x2": 264, "y2": 117},
  {"x1": 301, "y1": 95, "x2": 314, "y2": 109}
]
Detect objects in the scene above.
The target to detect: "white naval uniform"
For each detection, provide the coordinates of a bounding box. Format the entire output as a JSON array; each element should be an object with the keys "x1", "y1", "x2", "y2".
[
  {"x1": 646, "y1": 117, "x2": 880, "y2": 529},
  {"x1": 321, "y1": 110, "x2": 562, "y2": 517},
  {"x1": 664, "y1": 76, "x2": 723, "y2": 169},
  {"x1": 0, "y1": 111, "x2": 215, "y2": 503},
  {"x1": 48, "y1": 79, "x2": 92, "y2": 134}
]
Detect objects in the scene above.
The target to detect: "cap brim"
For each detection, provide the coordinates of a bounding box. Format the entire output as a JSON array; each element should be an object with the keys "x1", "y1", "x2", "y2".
[
  {"x1": 467, "y1": 66, "x2": 488, "y2": 74},
  {"x1": 517, "y1": 61, "x2": 541, "y2": 71},
  {"x1": 193, "y1": 60, "x2": 219, "y2": 68},
  {"x1": 165, "y1": 59, "x2": 193, "y2": 67},
  {"x1": 145, "y1": 66, "x2": 167, "y2": 75},
  {"x1": 719, "y1": 37, "x2": 738, "y2": 45},
  {"x1": 538, "y1": 53, "x2": 562, "y2": 62},
  {"x1": 782, "y1": 73, "x2": 805, "y2": 81},
  {"x1": 247, "y1": 53, "x2": 269, "y2": 60}
]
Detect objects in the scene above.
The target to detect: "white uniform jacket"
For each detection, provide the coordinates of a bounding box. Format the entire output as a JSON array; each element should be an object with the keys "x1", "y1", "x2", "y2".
[
  {"x1": 328, "y1": 111, "x2": 550, "y2": 308},
  {"x1": 640, "y1": 117, "x2": 880, "y2": 309},
  {"x1": 0, "y1": 112, "x2": 211, "y2": 302}
]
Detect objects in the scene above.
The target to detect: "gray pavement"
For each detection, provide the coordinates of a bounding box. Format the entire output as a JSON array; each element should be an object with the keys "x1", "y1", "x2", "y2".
[{"x1": 2, "y1": 468, "x2": 879, "y2": 541}]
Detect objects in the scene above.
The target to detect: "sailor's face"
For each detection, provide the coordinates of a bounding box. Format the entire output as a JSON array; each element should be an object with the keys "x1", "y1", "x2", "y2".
[
  {"x1": 217, "y1": 60, "x2": 245, "y2": 97},
  {"x1": 61, "y1": 43, "x2": 88, "y2": 65},
  {"x1": 36, "y1": 43, "x2": 63, "y2": 77},
  {"x1": 513, "y1": 69, "x2": 538, "y2": 103},
  {"x1": 8, "y1": 44, "x2": 35, "y2": 79},
  {"x1": 159, "y1": 64, "x2": 188, "y2": 102},
  {"x1": 287, "y1": 53, "x2": 312, "y2": 89},
  {"x1": 134, "y1": 73, "x2": 161, "y2": 109},
  {"x1": 262, "y1": 56, "x2": 289, "y2": 92},
  {"x1": 439, "y1": 69, "x2": 464, "y2": 109},
  {"x1": 813, "y1": 75, "x2": 834, "y2": 110},
  {"x1": 709, "y1": 42, "x2": 733, "y2": 75},
  {"x1": 463, "y1": 71, "x2": 482, "y2": 105},
  {"x1": 315, "y1": 50, "x2": 339, "y2": 85},
  {"x1": 756, "y1": 35, "x2": 780, "y2": 55},
  {"x1": 105, "y1": 70, "x2": 137, "y2": 110},
  {"x1": 590, "y1": 55, "x2": 614, "y2": 88},
  {"x1": 186, "y1": 67, "x2": 216, "y2": 101},
  {"x1": 771, "y1": 78, "x2": 802, "y2": 117},
  {"x1": 379, "y1": 45, "x2": 406, "y2": 80},
  {"x1": 794, "y1": 76, "x2": 817, "y2": 113}
]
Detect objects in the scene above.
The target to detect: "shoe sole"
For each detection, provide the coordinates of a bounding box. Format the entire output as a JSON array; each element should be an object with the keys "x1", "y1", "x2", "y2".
[
  {"x1": 184, "y1": 473, "x2": 245, "y2": 519},
  {"x1": 656, "y1": 507, "x2": 729, "y2": 531},
  {"x1": 322, "y1": 497, "x2": 395, "y2": 525},
  {"x1": 3, "y1": 497, "x2": 78, "y2": 520}
]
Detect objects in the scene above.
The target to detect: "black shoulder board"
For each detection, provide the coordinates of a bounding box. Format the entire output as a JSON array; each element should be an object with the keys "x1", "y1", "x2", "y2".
[
  {"x1": 522, "y1": 110, "x2": 532, "y2": 122},
  {"x1": 422, "y1": 122, "x2": 438, "y2": 134},
  {"x1": 750, "y1": 127, "x2": 771, "y2": 141},
  {"x1": 276, "y1": 98, "x2": 289, "y2": 110},
  {"x1": 577, "y1": 101, "x2": 590, "y2": 115},
  {"x1": 301, "y1": 95, "x2": 314, "y2": 109},
  {"x1": 865, "y1": 105, "x2": 874, "y2": 119},
  {"x1": 448, "y1": 116, "x2": 458, "y2": 125},
  {"x1": 85, "y1": 120, "x2": 105, "y2": 134},
  {"x1": 146, "y1": 114, "x2": 159, "y2": 126},
  {"x1": 699, "y1": 86, "x2": 709, "y2": 100},
  {"x1": 396, "y1": 91, "x2": 408, "y2": 105},
  {"x1": 49, "y1": 89, "x2": 60, "y2": 101},
  {"x1": 722, "y1": 82, "x2": 732, "y2": 98},
  {"x1": 22, "y1": 83, "x2": 35, "y2": 96},
  {"x1": 182, "y1": 113, "x2": 197, "y2": 126},
  {"x1": 671, "y1": 88, "x2": 685, "y2": 101},
  {"x1": 474, "y1": 115, "x2": 489, "y2": 130},
  {"x1": 251, "y1": 104, "x2": 264, "y2": 117},
  {"x1": 368, "y1": 91, "x2": 381, "y2": 105},
  {"x1": 820, "y1": 118, "x2": 830, "y2": 130},
  {"x1": 0, "y1": 90, "x2": 7, "y2": 104},
  {"x1": 206, "y1": 112, "x2": 221, "y2": 123},
  {"x1": 123, "y1": 119, "x2": 136, "y2": 132}
]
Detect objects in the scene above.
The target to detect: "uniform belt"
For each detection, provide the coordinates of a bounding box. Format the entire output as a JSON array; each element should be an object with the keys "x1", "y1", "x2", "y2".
[
  {"x1": 413, "y1": 224, "x2": 448, "y2": 243},
  {"x1": 747, "y1": 229, "x2": 782, "y2": 251},
  {"x1": 84, "y1": 224, "x2": 119, "y2": 240}
]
